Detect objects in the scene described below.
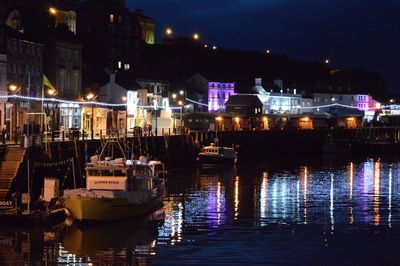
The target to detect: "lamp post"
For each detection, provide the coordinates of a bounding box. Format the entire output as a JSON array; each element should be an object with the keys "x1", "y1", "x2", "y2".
[
  {"x1": 122, "y1": 96, "x2": 127, "y2": 136},
  {"x1": 178, "y1": 100, "x2": 184, "y2": 134},
  {"x1": 86, "y1": 92, "x2": 95, "y2": 139},
  {"x1": 8, "y1": 83, "x2": 20, "y2": 143}
]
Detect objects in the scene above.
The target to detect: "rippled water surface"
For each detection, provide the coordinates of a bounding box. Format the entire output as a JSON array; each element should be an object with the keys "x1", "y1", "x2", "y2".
[{"x1": 1, "y1": 157, "x2": 400, "y2": 265}]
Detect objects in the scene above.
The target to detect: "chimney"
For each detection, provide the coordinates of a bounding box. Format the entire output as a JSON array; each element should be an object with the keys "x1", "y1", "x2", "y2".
[{"x1": 110, "y1": 73, "x2": 116, "y2": 83}]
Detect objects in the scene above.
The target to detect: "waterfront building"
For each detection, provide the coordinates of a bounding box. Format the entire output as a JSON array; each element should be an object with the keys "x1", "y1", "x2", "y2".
[
  {"x1": 251, "y1": 78, "x2": 303, "y2": 114},
  {"x1": 208, "y1": 81, "x2": 235, "y2": 113},
  {"x1": 313, "y1": 93, "x2": 380, "y2": 122},
  {"x1": 225, "y1": 94, "x2": 263, "y2": 116},
  {"x1": 133, "y1": 9, "x2": 155, "y2": 45}
]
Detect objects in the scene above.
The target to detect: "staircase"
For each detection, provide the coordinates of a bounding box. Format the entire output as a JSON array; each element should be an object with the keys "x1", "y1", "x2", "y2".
[{"x1": 0, "y1": 146, "x2": 26, "y2": 200}]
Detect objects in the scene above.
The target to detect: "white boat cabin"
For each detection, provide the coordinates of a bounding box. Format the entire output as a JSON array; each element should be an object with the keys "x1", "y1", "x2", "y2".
[{"x1": 85, "y1": 158, "x2": 164, "y2": 192}]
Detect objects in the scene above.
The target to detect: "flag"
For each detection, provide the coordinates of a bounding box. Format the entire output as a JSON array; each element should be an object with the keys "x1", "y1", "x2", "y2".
[
  {"x1": 43, "y1": 74, "x2": 57, "y2": 96},
  {"x1": 43, "y1": 74, "x2": 56, "y2": 92}
]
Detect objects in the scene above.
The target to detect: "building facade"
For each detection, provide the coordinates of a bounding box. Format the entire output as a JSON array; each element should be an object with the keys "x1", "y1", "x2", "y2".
[
  {"x1": 133, "y1": 9, "x2": 155, "y2": 45},
  {"x1": 208, "y1": 81, "x2": 235, "y2": 113}
]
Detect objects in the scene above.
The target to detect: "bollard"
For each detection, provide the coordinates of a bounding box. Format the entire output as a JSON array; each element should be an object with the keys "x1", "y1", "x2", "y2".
[
  {"x1": 162, "y1": 128, "x2": 164, "y2": 135},
  {"x1": 91, "y1": 129, "x2": 94, "y2": 140},
  {"x1": 62, "y1": 131, "x2": 65, "y2": 142}
]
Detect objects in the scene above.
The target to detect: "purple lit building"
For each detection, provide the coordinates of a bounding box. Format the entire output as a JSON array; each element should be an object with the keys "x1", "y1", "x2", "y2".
[{"x1": 208, "y1": 82, "x2": 235, "y2": 112}]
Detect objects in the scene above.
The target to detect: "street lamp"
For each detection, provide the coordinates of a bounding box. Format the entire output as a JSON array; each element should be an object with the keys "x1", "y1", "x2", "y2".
[
  {"x1": 325, "y1": 58, "x2": 330, "y2": 64},
  {"x1": 85, "y1": 92, "x2": 96, "y2": 139},
  {"x1": 8, "y1": 83, "x2": 21, "y2": 143},
  {"x1": 49, "y1": 7, "x2": 57, "y2": 15},
  {"x1": 165, "y1": 27, "x2": 173, "y2": 37},
  {"x1": 193, "y1": 33, "x2": 199, "y2": 41}
]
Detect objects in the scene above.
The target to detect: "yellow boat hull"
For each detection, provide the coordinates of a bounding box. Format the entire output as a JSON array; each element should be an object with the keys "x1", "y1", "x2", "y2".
[{"x1": 63, "y1": 196, "x2": 163, "y2": 222}]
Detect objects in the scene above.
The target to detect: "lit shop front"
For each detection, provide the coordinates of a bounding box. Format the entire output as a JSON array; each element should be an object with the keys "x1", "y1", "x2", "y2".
[{"x1": 59, "y1": 103, "x2": 81, "y2": 129}]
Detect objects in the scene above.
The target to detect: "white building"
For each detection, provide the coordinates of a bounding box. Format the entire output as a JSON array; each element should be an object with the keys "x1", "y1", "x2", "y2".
[{"x1": 251, "y1": 78, "x2": 303, "y2": 114}]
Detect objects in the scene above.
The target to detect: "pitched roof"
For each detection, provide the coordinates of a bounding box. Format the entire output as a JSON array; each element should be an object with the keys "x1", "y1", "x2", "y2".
[{"x1": 225, "y1": 94, "x2": 263, "y2": 106}]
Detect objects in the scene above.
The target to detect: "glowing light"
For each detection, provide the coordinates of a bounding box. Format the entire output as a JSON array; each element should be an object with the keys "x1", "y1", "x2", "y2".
[
  {"x1": 193, "y1": 33, "x2": 200, "y2": 40},
  {"x1": 215, "y1": 116, "x2": 222, "y2": 122},
  {"x1": 212, "y1": 46, "x2": 217, "y2": 50},
  {"x1": 47, "y1": 88, "x2": 56, "y2": 96},
  {"x1": 165, "y1": 27, "x2": 173, "y2": 36},
  {"x1": 389, "y1": 168, "x2": 392, "y2": 228},
  {"x1": 262, "y1": 116, "x2": 267, "y2": 122},
  {"x1": 266, "y1": 49, "x2": 271, "y2": 54},
  {"x1": 178, "y1": 100, "x2": 183, "y2": 106},
  {"x1": 121, "y1": 96, "x2": 127, "y2": 102},
  {"x1": 49, "y1": 7, "x2": 57, "y2": 15},
  {"x1": 260, "y1": 173, "x2": 268, "y2": 225},
  {"x1": 85, "y1": 93, "x2": 95, "y2": 101},
  {"x1": 172, "y1": 93, "x2": 177, "y2": 100},
  {"x1": 234, "y1": 117, "x2": 240, "y2": 123},
  {"x1": 204, "y1": 44, "x2": 208, "y2": 48},
  {"x1": 179, "y1": 90, "x2": 184, "y2": 95},
  {"x1": 8, "y1": 84, "x2": 18, "y2": 92},
  {"x1": 325, "y1": 59, "x2": 330, "y2": 64}
]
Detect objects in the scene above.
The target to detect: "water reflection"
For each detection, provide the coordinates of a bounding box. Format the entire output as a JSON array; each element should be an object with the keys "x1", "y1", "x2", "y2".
[{"x1": 3, "y1": 158, "x2": 400, "y2": 264}]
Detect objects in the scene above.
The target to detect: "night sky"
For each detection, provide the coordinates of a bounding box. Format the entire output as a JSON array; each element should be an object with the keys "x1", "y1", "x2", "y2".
[{"x1": 127, "y1": 0, "x2": 400, "y2": 92}]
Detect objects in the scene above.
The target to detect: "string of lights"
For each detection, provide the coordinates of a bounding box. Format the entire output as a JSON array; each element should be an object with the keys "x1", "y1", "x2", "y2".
[{"x1": 1, "y1": 94, "x2": 363, "y2": 111}]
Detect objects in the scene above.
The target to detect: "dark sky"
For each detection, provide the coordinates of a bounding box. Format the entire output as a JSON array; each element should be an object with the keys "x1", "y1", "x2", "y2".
[{"x1": 127, "y1": 0, "x2": 400, "y2": 92}]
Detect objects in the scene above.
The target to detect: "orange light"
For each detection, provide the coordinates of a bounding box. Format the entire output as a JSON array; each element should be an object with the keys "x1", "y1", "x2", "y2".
[
  {"x1": 49, "y1": 7, "x2": 57, "y2": 15},
  {"x1": 47, "y1": 88, "x2": 56, "y2": 96},
  {"x1": 121, "y1": 96, "x2": 127, "y2": 102},
  {"x1": 193, "y1": 33, "x2": 199, "y2": 40},
  {"x1": 262, "y1": 116, "x2": 267, "y2": 122},
  {"x1": 215, "y1": 116, "x2": 222, "y2": 121},
  {"x1": 234, "y1": 117, "x2": 240, "y2": 123},
  {"x1": 86, "y1": 93, "x2": 95, "y2": 100},
  {"x1": 178, "y1": 100, "x2": 183, "y2": 106},
  {"x1": 8, "y1": 84, "x2": 17, "y2": 92},
  {"x1": 165, "y1": 27, "x2": 173, "y2": 36}
]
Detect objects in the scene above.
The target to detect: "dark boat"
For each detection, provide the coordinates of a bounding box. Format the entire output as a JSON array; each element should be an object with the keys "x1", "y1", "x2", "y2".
[{"x1": 197, "y1": 145, "x2": 237, "y2": 165}]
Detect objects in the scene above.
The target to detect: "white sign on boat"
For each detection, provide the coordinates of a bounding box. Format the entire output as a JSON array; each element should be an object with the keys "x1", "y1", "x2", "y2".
[{"x1": 86, "y1": 176, "x2": 127, "y2": 191}]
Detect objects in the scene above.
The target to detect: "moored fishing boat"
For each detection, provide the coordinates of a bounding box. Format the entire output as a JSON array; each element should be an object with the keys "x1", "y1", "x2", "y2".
[
  {"x1": 197, "y1": 144, "x2": 237, "y2": 165},
  {"x1": 62, "y1": 139, "x2": 165, "y2": 222}
]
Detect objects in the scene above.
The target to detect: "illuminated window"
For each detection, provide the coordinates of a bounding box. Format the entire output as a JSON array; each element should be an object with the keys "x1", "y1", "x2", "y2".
[
  {"x1": 109, "y1": 14, "x2": 114, "y2": 23},
  {"x1": 124, "y1": 64, "x2": 130, "y2": 70},
  {"x1": 118, "y1": 61, "x2": 121, "y2": 68}
]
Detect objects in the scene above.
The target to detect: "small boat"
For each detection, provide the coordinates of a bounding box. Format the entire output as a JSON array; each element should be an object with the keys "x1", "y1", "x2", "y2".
[
  {"x1": 62, "y1": 139, "x2": 165, "y2": 222},
  {"x1": 197, "y1": 143, "x2": 237, "y2": 165}
]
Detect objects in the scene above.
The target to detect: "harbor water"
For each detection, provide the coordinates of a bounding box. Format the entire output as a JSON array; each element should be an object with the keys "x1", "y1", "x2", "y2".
[{"x1": 1, "y1": 156, "x2": 400, "y2": 265}]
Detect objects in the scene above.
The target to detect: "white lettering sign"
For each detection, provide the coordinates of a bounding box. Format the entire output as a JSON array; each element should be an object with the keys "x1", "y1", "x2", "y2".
[{"x1": 86, "y1": 176, "x2": 127, "y2": 191}]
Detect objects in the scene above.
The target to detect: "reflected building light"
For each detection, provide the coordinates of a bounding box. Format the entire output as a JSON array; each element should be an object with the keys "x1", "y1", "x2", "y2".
[
  {"x1": 296, "y1": 180, "x2": 300, "y2": 223},
  {"x1": 373, "y1": 160, "x2": 381, "y2": 226},
  {"x1": 349, "y1": 162, "x2": 354, "y2": 224},
  {"x1": 272, "y1": 179, "x2": 278, "y2": 219},
  {"x1": 330, "y1": 173, "x2": 335, "y2": 233},
  {"x1": 303, "y1": 167, "x2": 308, "y2": 225},
  {"x1": 281, "y1": 181, "x2": 288, "y2": 219},
  {"x1": 217, "y1": 181, "x2": 222, "y2": 225},
  {"x1": 234, "y1": 176, "x2": 240, "y2": 220},
  {"x1": 260, "y1": 173, "x2": 268, "y2": 225},
  {"x1": 389, "y1": 168, "x2": 392, "y2": 228}
]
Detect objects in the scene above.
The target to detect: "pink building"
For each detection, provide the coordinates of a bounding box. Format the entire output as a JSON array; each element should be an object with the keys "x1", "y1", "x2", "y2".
[
  {"x1": 355, "y1": 94, "x2": 380, "y2": 111},
  {"x1": 208, "y1": 82, "x2": 235, "y2": 112}
]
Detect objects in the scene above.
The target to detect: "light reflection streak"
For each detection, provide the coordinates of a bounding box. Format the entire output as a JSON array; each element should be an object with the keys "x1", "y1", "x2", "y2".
[
  {"x1": 349, "y1": 162, "x2": 354, "y2": 224},
  {"x1": 330, "y1": 173, "x2": 334, "y2": 233},
  {"x1": 303, "y1": 167, "x2": 308, "y2": 225},
  {"x1": 260, "y1": 173, "x2": 268, "y2": 225},
  {"x1": 389, "y1": 168, "x2": 392, "y2": 228},
  {"x1": 217, "y1": 181, "x2": 222, "y2": 225},
  {"x1": 296, "y1": 180, "x2": 300, "y2": 222},
  {"x1": 234, "y1": 176, "x2": 240, "y2": 219},
  {"x1": 373, "y1": 160, "x2": 380, "y2": 226}
]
